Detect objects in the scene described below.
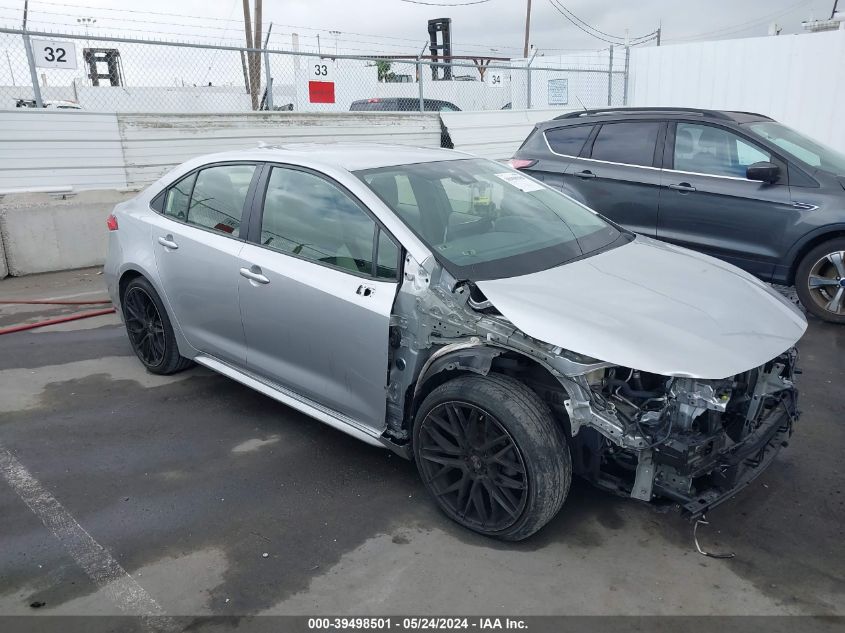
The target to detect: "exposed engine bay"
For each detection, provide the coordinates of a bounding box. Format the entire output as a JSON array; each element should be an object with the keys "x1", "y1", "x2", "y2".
[
  {"x1": 568, "y1": 355, "x2": 798, "y2": 515},
  {"x1": 385, "y1": 253, "x2": 800, "y2": 518}
]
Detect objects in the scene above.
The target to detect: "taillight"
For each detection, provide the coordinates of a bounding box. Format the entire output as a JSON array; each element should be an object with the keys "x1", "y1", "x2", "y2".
[
  {"x1": 508, "y1": 158, "x2": 537, "y2": 170},
  {"x1": 106, "y1": 213, "x2": 118, "y2": 231}
]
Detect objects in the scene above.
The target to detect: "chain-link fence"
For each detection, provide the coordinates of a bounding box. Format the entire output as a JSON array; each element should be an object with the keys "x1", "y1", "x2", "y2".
[{"x1": 1, "y1": 27, "x2": 628, "y2": 114}]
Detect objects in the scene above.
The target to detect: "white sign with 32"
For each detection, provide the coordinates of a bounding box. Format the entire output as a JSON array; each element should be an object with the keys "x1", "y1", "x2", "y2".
[{"x1": 31, "y1": 39, "x2": 77, "y2": 70}]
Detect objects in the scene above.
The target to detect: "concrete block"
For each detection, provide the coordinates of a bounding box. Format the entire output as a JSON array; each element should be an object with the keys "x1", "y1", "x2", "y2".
[{"x1": 0, "y1": 189, "x2": 135, "y2": 276}]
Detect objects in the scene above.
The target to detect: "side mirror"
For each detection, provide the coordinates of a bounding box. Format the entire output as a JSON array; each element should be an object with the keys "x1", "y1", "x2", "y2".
[{"x1": 746, "y1": 161, "x2": 780, "y2": 183}]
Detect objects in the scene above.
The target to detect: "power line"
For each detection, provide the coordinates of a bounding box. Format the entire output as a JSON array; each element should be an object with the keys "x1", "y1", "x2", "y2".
[
  {"x1": 550, "y1": 0, "x2": 654, "y2": 42},
  {"x1": 0, "y1": 3, "x2": 251, "y2": 33},
  {"x1": 17, "y1": 0, "x2": 530, "y2": 54},
  {"x1": 546, "y1": 0, "x2": 656, "y2": 46},
  {"x1": 0, "y1": 11, "x2": 265, "y2": 43},
  {"x1": 4, "y1": 0, "x2": 616, "y2": 57}
]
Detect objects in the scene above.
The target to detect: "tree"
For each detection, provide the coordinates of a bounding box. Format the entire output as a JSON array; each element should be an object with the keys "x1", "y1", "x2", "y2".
[{"x1": 376, "y1": 60, "x2": 395, "y2": 83}]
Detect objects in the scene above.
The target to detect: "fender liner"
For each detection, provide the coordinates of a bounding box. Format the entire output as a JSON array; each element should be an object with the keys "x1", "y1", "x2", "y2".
[{"x1": 413, "y1": 340, "x2": 504, "y2": 402}]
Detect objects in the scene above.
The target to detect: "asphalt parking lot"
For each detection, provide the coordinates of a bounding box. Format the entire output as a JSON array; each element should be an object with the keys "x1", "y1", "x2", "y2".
[{"x1": 1, "y1": 267, "x2": 843, "y2": 621}]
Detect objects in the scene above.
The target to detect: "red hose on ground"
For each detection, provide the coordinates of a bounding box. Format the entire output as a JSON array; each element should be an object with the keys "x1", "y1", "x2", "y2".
[
  {"x1": 0, "y1": 308, "x2": 116, "y2": 335},
  {"x1": 0, "y1": 299, "x2": 112, "y2": 305}
]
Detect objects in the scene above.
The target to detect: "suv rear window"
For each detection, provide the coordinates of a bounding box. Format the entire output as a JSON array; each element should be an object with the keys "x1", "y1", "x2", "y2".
[
  {"x1": 545, "y1": 125, "x2": 594, "y2": 156},
  {"x1": 589, "y1": 122, "x2": 661, "y2": 167}
]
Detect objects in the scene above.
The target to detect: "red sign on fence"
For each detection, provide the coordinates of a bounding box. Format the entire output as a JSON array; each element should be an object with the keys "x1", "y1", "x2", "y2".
[{"x1": 308, "y1": 81, "x2": 335, "y2": 104}]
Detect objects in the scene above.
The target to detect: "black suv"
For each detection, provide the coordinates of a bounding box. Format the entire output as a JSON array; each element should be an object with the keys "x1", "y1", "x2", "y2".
[{"x1": 511, "y1": 107, "x2": 845, "y2": 323}]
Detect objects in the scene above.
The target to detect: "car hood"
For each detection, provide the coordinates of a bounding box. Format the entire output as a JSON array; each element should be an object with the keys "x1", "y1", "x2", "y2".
[{"x1": 476, "y1": 236, "x2": 807, "y2": 379}]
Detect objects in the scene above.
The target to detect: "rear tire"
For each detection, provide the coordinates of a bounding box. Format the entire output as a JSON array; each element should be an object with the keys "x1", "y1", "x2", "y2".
[
  {"x1": 795, "y1": 238, "x2": 845, "y2": 324},
  {"x1": 412, "y1": 373, "x2": 571, "y2": 541},
  {"x1": 121, "y1": 277, "x2": 193, "y2": 375}
]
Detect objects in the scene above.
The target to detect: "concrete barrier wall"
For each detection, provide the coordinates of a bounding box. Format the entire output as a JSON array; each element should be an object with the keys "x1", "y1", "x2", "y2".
[{"x1": 0, "y1": 189, "x2": 134, "y2": 277}]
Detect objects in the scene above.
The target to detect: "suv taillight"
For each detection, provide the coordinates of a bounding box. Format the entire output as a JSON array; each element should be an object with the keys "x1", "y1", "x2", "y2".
[
  {"x1": 106, "y1": 213, "x2": 118, "y2": 231},
  {"x1": 508, "y1": 158, "x2": 537, "y2": 170}
]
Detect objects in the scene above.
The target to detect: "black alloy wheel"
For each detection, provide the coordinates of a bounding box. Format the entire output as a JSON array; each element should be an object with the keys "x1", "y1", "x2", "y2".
[
  {"x1": 416, "y1": 401, "x2": 528, "y2": 532},
  {"x1": 413, "y1": 373, "x2": 571, "y2": 540},
  {"x1": 123, "y1": 286, "x2": 166, "y2": 367}
]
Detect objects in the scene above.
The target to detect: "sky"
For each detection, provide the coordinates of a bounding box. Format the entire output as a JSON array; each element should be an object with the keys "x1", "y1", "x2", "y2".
[{"x1": 0, "y1": 0, "x2": 839, "y2": 58}]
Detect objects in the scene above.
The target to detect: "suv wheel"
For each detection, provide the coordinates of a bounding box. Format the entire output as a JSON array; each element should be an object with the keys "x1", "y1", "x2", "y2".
[
  {"x1": 412, "y1": 373, "x2": 571, "y2": 541},
  {"x1": 121, "y1": 277, "x2": 193, "y2": 374},
  {"x1": 795, "y1": 238, "x2": 845, "y2": 324}
]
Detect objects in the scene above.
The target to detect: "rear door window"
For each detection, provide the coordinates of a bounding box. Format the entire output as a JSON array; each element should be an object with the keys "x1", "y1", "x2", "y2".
[
  {"x1": 185, "y1": 164, "x2": 256, "y2": 236},
  {"x1": 589, "y1": 122, "x2": 661, "y2": 167},
  {"x1": 544, "y1": 125, "x2": 594, "y2": 157},
  {"x1": 163, "y1": 172, "x2": 196, "y2": 221}
]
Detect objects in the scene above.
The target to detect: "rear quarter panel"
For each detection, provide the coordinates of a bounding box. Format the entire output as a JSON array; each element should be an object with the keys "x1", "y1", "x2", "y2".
[{"x1": 106, "y1": 196, "x2": 198, "y2": 359}]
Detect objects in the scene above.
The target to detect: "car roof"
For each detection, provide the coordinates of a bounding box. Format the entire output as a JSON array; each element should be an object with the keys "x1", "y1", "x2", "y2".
[
  {"x1": 541, "y1": 107, "x2": 773, "y2": 129},
  {"x1": 182, "y1": 143, "x2": 471, "y2": 172}
]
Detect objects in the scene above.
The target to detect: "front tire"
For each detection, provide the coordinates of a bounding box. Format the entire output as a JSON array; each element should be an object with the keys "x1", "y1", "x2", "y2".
[
  {"x1": 795, "y1": 238, "x2": 845, "y2": 324},
  {"x1": 121, "y1": 277, "x2": 193, "y2": 375},
  {"x1": 412, "y1": 373, "x2": 571, "y2": 541}
]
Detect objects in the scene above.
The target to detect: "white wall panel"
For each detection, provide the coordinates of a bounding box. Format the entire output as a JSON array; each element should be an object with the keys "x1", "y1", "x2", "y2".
[
  {"x1": 118, "y1": 112, "x2": 442, "y2": 187},
  {"x1": 0, "y1": 110, "x2": 127, "y2": 191},
  {"x1": 629, "y1": 30, "x2": 845, "y2": 153},
  {"x1": 0, "y1": 110, "x2": 442, "y2": 192}
]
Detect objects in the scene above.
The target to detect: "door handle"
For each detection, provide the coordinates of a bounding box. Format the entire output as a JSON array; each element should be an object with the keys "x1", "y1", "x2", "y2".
[
  {"x1": 356, "y1": 284, "x2": 376, "y2": 297},
  {"x1": 157, "y1": 235, "x2": 179, "y2": 249},
  {"x1": 668, "y1": 182, "x2": 696, "y2": 192},
  {"x1": 575, "y1": 170, "x2": 596, "y2": 179},
  {"x1": 239, "y1": 266, "x2": 270, "y2": 285}
]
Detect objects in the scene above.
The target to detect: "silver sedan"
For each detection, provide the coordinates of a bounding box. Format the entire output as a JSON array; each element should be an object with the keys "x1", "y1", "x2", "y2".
[{"x1": 105, "y1": 144, "x2": 806, "y2": 540}]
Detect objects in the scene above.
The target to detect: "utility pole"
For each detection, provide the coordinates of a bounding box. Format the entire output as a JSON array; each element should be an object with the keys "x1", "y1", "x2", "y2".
[
  {"x1": 241, "y1": 0, "x2": 263, "y2": 110},
  {"x1": 831, "y1": 0, "x2": 840, "y2": 19},
  {"x1": 262, "y1": 22, "x2": 273, "y2": 110},
  {"x1": 523, "y1": 0, "x2": 532, "y2": 58},
  {"x1": 22, "y1": 0, "x2": 43, "y2": 107},
  {"x1": 253, "y1": 0, "x2": 262, "y2": 110},
  {"x1": 241, "y1": 0, "x2": 254, "y2": 106},
  {"x1": 656, "y1": 20, "x2": 661, "y2": 46}
]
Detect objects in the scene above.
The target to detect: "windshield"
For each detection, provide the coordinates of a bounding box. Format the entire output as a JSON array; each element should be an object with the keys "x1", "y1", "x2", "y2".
[
  {"x1": 356, "y1": 158, "x2": 623, "y2": 280},
  {"x1": 746, "y1": 121, "x2": 845, "y2": 174}
]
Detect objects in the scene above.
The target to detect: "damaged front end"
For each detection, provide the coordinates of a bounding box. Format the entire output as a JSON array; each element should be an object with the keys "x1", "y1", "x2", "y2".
[
  {"x1": 562, "y1": 352, "x2": 799, "y2": 517},
  {"x1": 386, "y1": 252, "x2": 801, "y2": 519}
]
